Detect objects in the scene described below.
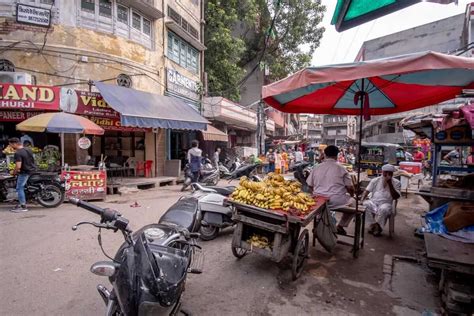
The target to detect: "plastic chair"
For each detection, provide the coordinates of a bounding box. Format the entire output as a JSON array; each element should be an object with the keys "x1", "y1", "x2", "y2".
[{"x1": 136, "y1": 160, "x2": 153, "y2": 177}]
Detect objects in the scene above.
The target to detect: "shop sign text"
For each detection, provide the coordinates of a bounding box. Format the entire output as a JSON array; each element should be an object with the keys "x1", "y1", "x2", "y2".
[
  {"x1": 61, "y1": 170, "x2": 107, "y2": 201},
  {"x1": 16, "y1": 4, "x2": 51, "y2": 27},
  {"x1": 0, "y1": 111, "x2": 41, "y2": 122},
  {"x1": 0, "y1": 84, "x2": 59, "y2": 110},
  {"x1": 166, "y1": 68, "x2": 200, "y2": 101}
]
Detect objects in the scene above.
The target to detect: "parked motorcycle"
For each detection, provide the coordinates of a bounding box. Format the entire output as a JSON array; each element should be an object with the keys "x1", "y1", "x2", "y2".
[
  {"x1": 0, "y1": 172, "x2": 65, "y2": 208},
  {"x1": 289, "y1": 161, "x2": 312, "y2": 193},
  {"x1": 181, "y1": 158, "x2": 220, "y2": 191},
  {"x1": 69, "y1": 197, "x2": 203, "y2": 315},
  {"x1": 189, "y1": 163, "x2": 262, "y2": 241}
]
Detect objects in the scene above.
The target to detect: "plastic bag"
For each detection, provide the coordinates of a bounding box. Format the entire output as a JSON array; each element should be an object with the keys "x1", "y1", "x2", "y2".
[{"x1": 315, "y1": 206, "x2": 338, "y2": 253}]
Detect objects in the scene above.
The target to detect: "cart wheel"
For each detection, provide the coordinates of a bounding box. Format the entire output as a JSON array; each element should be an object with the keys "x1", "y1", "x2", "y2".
[
  {"x1": 232, "y1": 246, "x2": 247, "y2": 259},
  {"x1": 292, "y1": 229, "x2": 309, "y2": 281}
]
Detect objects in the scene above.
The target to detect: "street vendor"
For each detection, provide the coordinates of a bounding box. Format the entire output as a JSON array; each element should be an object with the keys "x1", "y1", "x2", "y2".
[
  {"x1": 306, "y1": 145, "x2": 355, "y2": 235},
  {"x1": 361, "y1": 164, "x2": 401, "y2": 237}
]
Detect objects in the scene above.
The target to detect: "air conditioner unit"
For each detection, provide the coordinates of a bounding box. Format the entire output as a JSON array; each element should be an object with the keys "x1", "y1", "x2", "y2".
[{"x1": 0, "y1": 72, "x2": 35, "y2": 85}]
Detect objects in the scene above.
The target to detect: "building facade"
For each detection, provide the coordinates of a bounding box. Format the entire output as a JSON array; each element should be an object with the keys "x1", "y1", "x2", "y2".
[
  {"x1": 300, "y1": 114, "x2": 323, "y2": 146},
  {"x1": 322, "y1": 115, "x2": 348, "y2": 146},
  {"x1": 0, "y1": 0, "x2": 206, "y2": 176},
  {"x1": 355, "y1": 7, "x2": 473, "y2": 144}
]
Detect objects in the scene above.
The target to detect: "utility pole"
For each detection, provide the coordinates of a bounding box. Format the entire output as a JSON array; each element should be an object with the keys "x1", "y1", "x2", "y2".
[{"x1": 256, "y1": 100, "x2": 266, "y2": 156}]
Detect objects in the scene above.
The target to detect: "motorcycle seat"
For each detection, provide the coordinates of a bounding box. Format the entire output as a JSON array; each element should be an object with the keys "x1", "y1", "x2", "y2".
[
  {"x1": 159, "y1": 197, "x2": 199, "y2": 232},
  {"x1": 204, "y1": 186, "x2": 236, "y2": 196}
]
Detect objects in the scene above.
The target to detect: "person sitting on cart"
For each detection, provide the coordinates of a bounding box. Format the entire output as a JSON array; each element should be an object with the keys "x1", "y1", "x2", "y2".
[
  {"x1": 360, "y1": 164, "x2": 401, "y2": 237},
  {"x1": 306, "y1": 145, "x2": 356, "y2": 235}
]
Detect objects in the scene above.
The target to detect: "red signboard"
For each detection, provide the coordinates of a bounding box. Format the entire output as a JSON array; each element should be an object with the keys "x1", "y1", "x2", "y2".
[
  {"x1": 61, "y1": 170, "x2": 107, "y2": 201},
  {"x1": 0, "y1": 83, "x2": 60, "y2": 110},
  {"x1": 0, "y1": 111, "x2": 42, "y2": 121}
]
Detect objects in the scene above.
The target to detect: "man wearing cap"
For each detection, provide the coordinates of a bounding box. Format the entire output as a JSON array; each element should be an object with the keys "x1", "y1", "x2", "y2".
[{"x1": 361, "y1": 164, "x2": 401, "y2": 236}]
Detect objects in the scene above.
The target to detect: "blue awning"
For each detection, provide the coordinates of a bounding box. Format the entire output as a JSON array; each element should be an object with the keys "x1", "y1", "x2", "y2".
[{"x1": 94, "y1": 82, "x2": 208, "y2": 130}]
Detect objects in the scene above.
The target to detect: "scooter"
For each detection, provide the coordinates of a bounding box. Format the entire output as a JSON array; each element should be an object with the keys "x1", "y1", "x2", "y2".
[
  {"x1": 0, "y1": 171, "x2": 65, "y2": 208},
  {"x1": 70, "y1": 197, "x2": 203, "y2": 316},
  {"x1": 181, "y1": 158, "x2": 220, "y2": 191},
  {"x1": 189, "y1": 163, "x2": 262, "y2": 241}
]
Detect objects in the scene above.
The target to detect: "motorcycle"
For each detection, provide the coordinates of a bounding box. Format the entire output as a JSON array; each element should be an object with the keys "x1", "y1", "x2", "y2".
[
  {"x1": 181, "y1": 158, "x2": 220, "y2": 191},
  {"x1": 289, "y1": 161, "x2": 312, "y2": 193},
  {"x1": 189, "y1": 163, "x2": 262, "y2": 241},
  {"x1": 70, "y1": 196, "x2": 203, "y2": 316},
  {"x1": 0, "y1": 172, "x2": 65, "y2": 208}
]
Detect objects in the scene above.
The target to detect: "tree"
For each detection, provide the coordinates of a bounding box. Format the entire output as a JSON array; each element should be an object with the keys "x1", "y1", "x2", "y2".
[{"x1": 204, "y1": 0, "x2": 325, "y2": 101}]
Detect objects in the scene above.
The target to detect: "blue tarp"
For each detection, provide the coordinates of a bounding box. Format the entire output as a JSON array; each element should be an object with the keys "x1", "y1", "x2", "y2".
[{"x1": 95, "y1": 82, "x2": 208, "y2": 130}]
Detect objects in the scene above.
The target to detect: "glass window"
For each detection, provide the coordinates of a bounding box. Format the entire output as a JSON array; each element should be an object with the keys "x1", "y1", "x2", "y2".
[
  {"x1": 180, "y1": 42, "x2": 187, "y2": 65},
  {"x1": 81, "y1": 0, "x2": 95, "y2": 13},
  {"x1": 190, "y1": 49, "x2": 198, "y2": 72},
  {"x1": 99, "y1": 0, "x2": 112, "y2": 17},
  {"x1": 132, "y1": 12, "x2": 141, "y2": 30},
  {"x1": 173, "y1": 36, "x2": 180, "y2": 62},
  {"x1": 167, "y1": 32, "x2": 200, "y2": 73},
  {"x1": 143, "y1": 18, "x2": 151, "y2": 36},
  {"x1": 117, "y1": 5, "x2": 129, "y2": 24},
  {"x1": 40, "y1": 0, "x2": 54, "y2": 4}
]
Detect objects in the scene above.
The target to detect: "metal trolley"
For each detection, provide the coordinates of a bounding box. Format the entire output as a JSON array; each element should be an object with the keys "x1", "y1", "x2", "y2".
[{"x1": 228, "y1": 197, "x2": 327, "y2": 280}]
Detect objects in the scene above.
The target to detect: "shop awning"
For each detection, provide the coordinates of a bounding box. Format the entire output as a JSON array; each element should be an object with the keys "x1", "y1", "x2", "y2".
[
  {"x1": 201, "y1": 125, "x2": 228, "y2": 142},
  {"x1": 95, "y1": 82, "x2": 209, "y2": 130}
]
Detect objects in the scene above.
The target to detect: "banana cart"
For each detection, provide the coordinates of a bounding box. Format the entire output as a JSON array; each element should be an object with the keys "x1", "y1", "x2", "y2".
[{"x1": 228, "y1": 196, "x2": 327, "y2": 280}]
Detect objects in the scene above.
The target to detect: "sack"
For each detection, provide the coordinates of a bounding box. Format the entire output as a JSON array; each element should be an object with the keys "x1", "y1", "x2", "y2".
[{"x1": 315, "y1": 205, "x2": 338, "y2": 253}]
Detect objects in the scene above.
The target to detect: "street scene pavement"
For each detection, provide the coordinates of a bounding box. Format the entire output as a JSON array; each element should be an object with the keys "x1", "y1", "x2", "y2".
[{"x1": 0, "y1": 183, "x2": 438, "y2": 316}]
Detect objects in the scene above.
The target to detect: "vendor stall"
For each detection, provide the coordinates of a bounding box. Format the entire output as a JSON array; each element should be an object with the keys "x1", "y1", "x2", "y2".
[{"x1": 402, "y1": 104, "x2": 474, "y2": 314}]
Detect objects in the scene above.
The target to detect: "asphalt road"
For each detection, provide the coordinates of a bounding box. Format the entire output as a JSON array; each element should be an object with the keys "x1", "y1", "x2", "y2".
[{"x1": 0, "y1": 185, "x2": 436, "y2": 316}]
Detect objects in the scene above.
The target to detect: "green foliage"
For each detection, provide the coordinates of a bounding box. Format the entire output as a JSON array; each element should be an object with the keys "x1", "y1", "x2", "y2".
[{"x1": 204, "y1": 0, "x2": 325, "y2": 101}]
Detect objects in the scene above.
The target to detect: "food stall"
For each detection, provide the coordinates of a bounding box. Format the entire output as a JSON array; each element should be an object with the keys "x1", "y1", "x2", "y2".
[
  {"x1": 227, "y1": 173, "x2": 329, "y2": 280},
  {"x1": 402, "y1": 104, "x2": 474, "y2": 315}
]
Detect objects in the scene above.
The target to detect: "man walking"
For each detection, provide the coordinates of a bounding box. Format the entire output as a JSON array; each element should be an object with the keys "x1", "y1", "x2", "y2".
[
  {"x1": 266, "y1": 148, "x2": 276, "y2": 173},
  {"x1": 187, "y1": 140, "x2": 202, "y2": 183},
  {"x1": 213, "y1": 147, "x2": 221, "y2": 168},
  {"x1": 361, "y1": 164, "x2": 401, "y2": 236},
  {"x1": 9, "y1": 137, "x2": 36, "y2": 212},
  {"x1": 294, "y1": 147, "x2": 304, "y2": 163}
]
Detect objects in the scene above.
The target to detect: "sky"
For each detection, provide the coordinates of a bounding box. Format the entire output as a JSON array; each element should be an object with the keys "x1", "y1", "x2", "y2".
[{"x1": 312, "y1": 0, "x2": 472, "y2": 66}]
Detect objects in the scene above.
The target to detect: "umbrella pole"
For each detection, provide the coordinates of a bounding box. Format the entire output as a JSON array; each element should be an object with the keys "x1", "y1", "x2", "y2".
[
  {"x1": 355, "y1": 79, "x2": 365, "y2": 213},
  {"x1": 61, "y1": 132, "x2": 65, "y2": 168}
]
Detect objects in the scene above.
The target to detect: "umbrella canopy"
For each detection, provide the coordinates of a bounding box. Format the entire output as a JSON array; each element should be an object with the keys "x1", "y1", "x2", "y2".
[
  {"x1": 16, "y1": 112, "x2": 104, "y2": 135},
  {"x1": 262, "y1": 51, "x2": 474, "y2": 118}
]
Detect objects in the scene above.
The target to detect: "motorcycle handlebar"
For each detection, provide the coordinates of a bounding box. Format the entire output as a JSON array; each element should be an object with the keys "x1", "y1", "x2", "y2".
[{"x1": 69, "y1": 198, "x2": 126, "y2": 225}]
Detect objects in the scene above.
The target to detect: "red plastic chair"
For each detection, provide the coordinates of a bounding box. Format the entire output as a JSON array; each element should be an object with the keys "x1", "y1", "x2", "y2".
[
  {"x1": 144, "y1": 160, "x2": 153, "y2": 178},
  {"x1": 136, "y1": 160, "x2": 153, "y2": 177}
]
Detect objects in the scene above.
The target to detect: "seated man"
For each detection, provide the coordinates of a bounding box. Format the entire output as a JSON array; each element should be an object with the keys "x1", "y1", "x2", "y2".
[
  {"x1": 307, "y1": 145, "x2": 355, "y2": 235},
  {"x1": 361, "y1": 164, "x2": 401, "y2": 237}
]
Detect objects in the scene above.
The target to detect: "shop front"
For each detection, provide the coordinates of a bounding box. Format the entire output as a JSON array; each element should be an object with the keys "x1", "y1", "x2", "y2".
[
  {"x1": 164, "y1": 68, "x2": 203, "y2": 165},
  {"x1": 1, "y1": 82, "x2": 209, "y2": 199},
  {"x1": 0, "y1": 84, "x2": 62, "y2": 173}
]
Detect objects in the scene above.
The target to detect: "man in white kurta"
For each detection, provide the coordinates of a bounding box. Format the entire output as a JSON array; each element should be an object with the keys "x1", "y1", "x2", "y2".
[{"x1": 362, "y1": 164, "x2": 401, "y2": 236}]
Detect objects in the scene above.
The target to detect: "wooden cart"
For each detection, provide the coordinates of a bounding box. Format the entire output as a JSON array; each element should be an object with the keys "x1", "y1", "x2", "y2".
[{"x1": 228, "y1": 197, "x2": 327, "y2": 280}]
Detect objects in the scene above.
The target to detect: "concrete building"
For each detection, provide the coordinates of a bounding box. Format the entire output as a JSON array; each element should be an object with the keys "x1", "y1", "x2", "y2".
[
  {"x1": 355, "y1": 5, "x2": 474, "y2": 144},
  {"x1": 0, "y1": 0, "x2": 206, "y2": 176},
  {"x1": 300, "y1": 114, "x2": 323, "y2": 146},
  {"x1": 322, "y1": 115, "x2": 348, "y2": 146}
]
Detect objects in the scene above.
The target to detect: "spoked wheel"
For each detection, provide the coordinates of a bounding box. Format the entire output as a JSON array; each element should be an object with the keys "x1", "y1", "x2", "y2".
[
  {"x1": 199, "y1": 225, "x2": 219, "y2": 241},
  {"x1": 292, "y1": 229, "x2": 309, "y2": 281},
  {"x1": 232, "y1": 245, "x2": 248, "y2": 259}
]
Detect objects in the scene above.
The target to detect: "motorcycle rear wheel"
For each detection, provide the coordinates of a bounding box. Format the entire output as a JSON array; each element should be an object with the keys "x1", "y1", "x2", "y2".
[
  {"x1": 199, "y1": 225, "x2": 219, "y2": 241},
  {"x1": 37, "y1": 184, "x2": 64, "y2": 208}
]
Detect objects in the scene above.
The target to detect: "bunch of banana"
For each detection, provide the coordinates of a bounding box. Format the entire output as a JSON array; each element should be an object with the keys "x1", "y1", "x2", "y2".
[
  {"x1": 230, "y1": 174, "x2": 316, "y2": 214},
  {"x1": 247, "y1": 235, "x2": 270, "y2": 249}
]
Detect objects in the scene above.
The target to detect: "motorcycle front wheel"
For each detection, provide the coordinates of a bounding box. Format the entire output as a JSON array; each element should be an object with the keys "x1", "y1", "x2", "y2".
[{"x1": 37, "y1": 184, "x2": 64, "y2": 208}]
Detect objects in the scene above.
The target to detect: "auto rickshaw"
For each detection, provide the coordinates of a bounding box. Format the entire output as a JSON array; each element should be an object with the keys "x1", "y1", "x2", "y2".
[{"x1": 360, "y1": 142, "x2": 405, "y2": 176}]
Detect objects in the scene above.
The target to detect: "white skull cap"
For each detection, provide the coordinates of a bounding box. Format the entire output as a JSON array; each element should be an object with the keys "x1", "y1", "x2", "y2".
[{"x1": 382, "y1": 164, "x2": 395, "y2": 172}]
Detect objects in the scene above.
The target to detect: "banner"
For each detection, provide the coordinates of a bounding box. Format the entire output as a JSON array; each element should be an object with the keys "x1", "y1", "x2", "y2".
[
  {"x1": 0, "y1": 84, "x2": 60, "y2": 110},
  {"x1": 85, "y1": 116, "x2": 149, "y2": 132},
  {"x1": 61, "y1": 170, "x2": 107, "y2": 201},
  {"x1": 0, "y1": 111, "x2": 42, "y2": 122}
]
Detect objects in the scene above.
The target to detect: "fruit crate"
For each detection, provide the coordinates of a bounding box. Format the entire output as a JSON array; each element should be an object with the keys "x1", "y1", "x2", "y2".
[{"x1": 228, "y1": 196, "x2": 327, "y2": 280}]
